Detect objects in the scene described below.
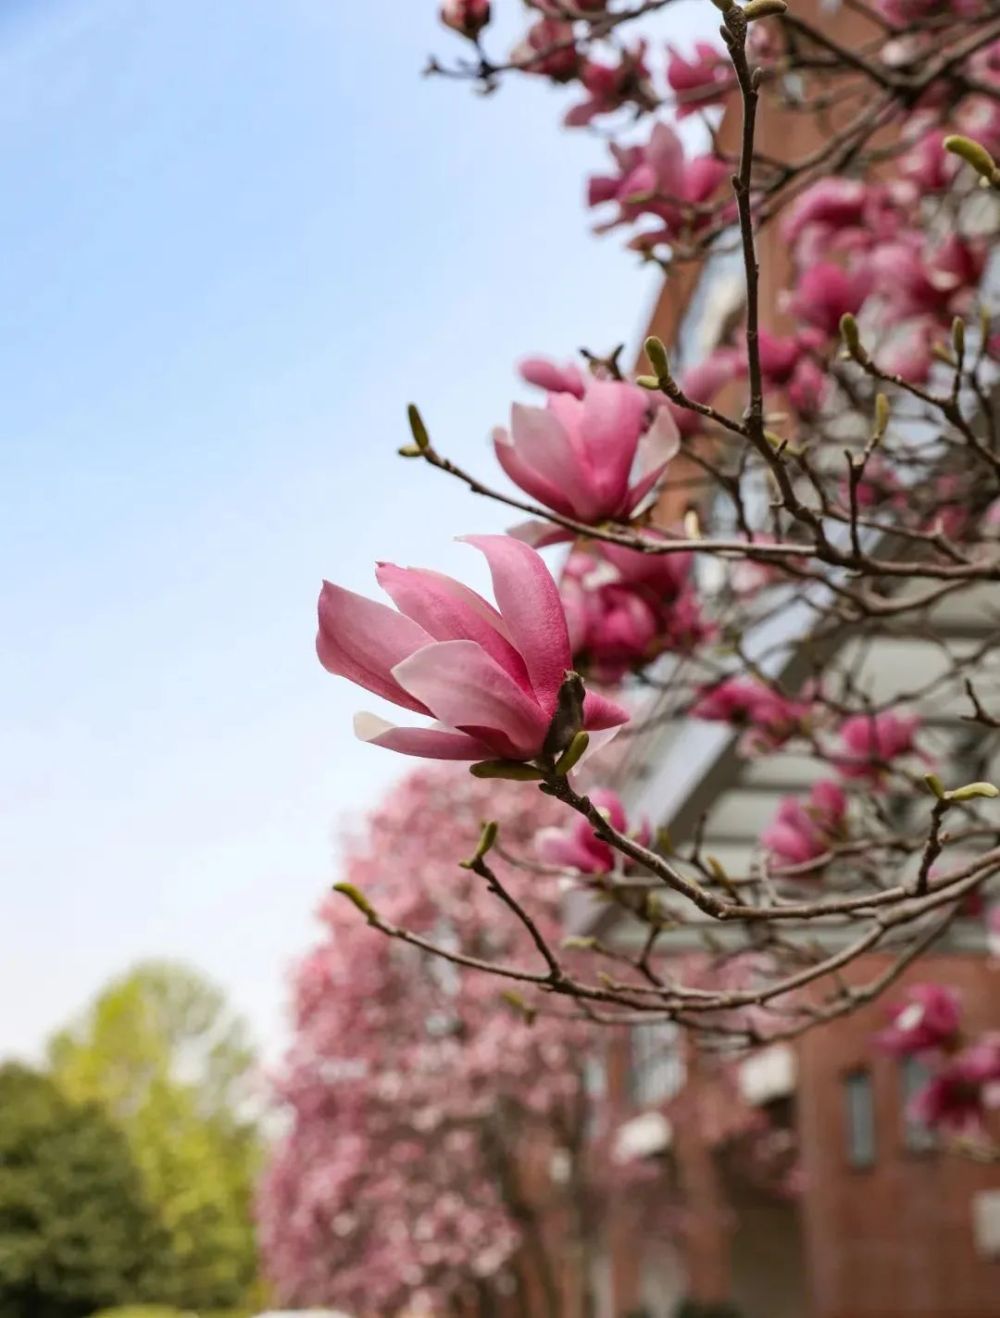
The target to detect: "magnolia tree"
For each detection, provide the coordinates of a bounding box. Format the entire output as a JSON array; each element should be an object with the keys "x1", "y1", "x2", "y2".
[
  {"x1": 315, "y1": 0, "x2": 1000, "y2": 1151},
  {"x1": 260, "y1": 768, "x2": 635, "y2": 1316}
]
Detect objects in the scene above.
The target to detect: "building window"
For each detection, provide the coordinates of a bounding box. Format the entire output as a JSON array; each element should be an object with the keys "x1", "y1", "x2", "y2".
[
  {"x1": 844, "y1": 1068, "x2": 876, "y2": 1169},
  {"x1": 629, "y1": 1024, "x2": 684, "y2": 1108},
  {"x1": 900, "y1": 1055, "x2": 937, "y2": 1153}
]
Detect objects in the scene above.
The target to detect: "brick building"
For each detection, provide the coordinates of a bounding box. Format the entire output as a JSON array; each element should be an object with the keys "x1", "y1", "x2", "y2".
[{"x1": 560, "y1": 2, "x2": 1000, "y2": 1314}]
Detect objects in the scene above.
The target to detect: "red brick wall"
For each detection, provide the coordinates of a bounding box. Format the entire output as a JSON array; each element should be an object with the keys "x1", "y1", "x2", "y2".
[{"x1": 796, "y1": 952, "x2": 1000, "y2": 1318}]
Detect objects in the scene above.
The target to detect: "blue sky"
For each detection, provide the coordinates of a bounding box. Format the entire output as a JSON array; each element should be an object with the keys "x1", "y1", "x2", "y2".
[{"x1": 0, "y1": 0, "x2": 714, "y2": 1058}]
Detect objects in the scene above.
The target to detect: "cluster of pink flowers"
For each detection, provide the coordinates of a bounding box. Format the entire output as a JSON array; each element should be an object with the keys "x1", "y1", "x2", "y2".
[
  {"x1": 588, "y1": 122, "x2": 729, "y2": 248},
  {"x1": 560, "y1": 538, "x2": 712, "y2": 683},
  {"x1": 691, "y1": 677, "x2": 812, "y2": 755},
  {"x1": 259, "y1": 767, "x2": 600, "y2": 1311},
  {"x1": 876, "y1": 984, "x2": 1000, "y2": 1136}
]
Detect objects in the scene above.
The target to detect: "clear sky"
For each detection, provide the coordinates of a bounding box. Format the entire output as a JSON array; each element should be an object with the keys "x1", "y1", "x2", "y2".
[{"x1": 0, "y1": 0, "x2": 715, "y2": 1060}]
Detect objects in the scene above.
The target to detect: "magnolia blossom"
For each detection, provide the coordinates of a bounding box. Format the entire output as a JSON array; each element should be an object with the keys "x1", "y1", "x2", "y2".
[
  {"x1": 691, "y1": 678, "x2": 810, "y2": 753},
  {"x1": 588, "y1": 122, "x2": 728, "y2": 241},
  {"x1": 440, "y1": 0, "x2": 491, "y2": 37},
  {"x1": 536, "y1": 787, "x2": 650, "y2": 875},
  {"x1": 494, "y1": 378, "x2": 679, "y2": 530},
  {"x1": 912, "y1": 1036, "x2": 1000, "y2": 1135},
  {"x1": 761, "y1": 781, "x2": 847, "y2": 868},
  {"x1": 835, "y1": 711, "x2": 921, "y2": 780},
  {"x1": 317, "y1": 534, "x2": 628, "y2": 761},
  {"x1": 566, "y1": 44, "x2": 653, "y2": 127},
  {"x1": 666, "y1": 42, "x2": 730, "y2": 117},
  {"x1": 560, "y1": 542, "x2": 710, "y2": 682},
  {"x1": 789, "y1": 263, "x2": 872, "y2": 337},
  {"x1": 513, "y1": 18, "x2": 580, "y2": 81},
  {"x1": 877, "y1": 984, "x2": 963, "y2": 1056}
]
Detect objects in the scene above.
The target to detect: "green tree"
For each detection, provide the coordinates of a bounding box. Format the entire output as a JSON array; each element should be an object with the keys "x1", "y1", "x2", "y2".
[
  {"x1": 0, "y1": 1064, "x2": 169, "y2": 1318},
  {"x1": 48, "y1": 962, "x2": 260, "y2": 1311}
]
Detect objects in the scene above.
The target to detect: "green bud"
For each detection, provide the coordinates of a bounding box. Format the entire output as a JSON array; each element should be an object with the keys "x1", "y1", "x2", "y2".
[
  {"x1": 952, "y1": 317, "x2": 966, "y2": 358},
  {"x1": 397, "y1": 444, "x2": 423, "y2": 458},
  {"x1": 944, "y1": 781, "x2": 1000, "y2": 803},
  {"x1": 470, "y1": 760, "x2": 545, "y2": 781},
  {"x1": 839, "y1": 313, "x2": 867, "y2": 363},
  {"x1": 407, "y1": 402, "x2": 431, "y2": 451},
  {"x1": 873, "y1": 393, "x2": 890, "y2": 442},
  {"x1": 636, "y1": 374, "x2": 661, "y2": 391},
  {"x1": 554, "y1": 730, "x2": 590, "y2": 777},
  {"x1": 562, "y1": 935, "x2": 597, "y2": 951},
  {"x1": 944, "y1": 135, "x2": 1000, "y2": 186},
  {"x1": 333, "y1": 882, "x2": 377, "y2": 920},
  {"x1": 923, "y1": 773, "x2": 947, "y2": 800},
  {"x1": 743, "y1": 0, "x2": 788, "y2": 17},
  {"x1": 460, "y1": 819, "x2": 500, "y2": 869},
  {"x1": 644, "y1": 335, "x2": 672, "y2": 383},
  {"x1": 500, "y1": 991, "x2": 537, "y2": 1024}
]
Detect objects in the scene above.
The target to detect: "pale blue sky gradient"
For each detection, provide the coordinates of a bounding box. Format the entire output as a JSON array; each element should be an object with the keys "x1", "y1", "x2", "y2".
[{"x1": 0, "y1": 0, "x2": 715, "y2": 1058}]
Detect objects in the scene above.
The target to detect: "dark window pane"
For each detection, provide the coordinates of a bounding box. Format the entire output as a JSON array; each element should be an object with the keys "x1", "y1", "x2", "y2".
[{"x1": 844, "y1": 1068, "x2": 876, "y2": 1168}]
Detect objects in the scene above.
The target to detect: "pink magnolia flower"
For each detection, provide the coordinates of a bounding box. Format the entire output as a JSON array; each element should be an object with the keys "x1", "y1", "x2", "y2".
[
  {"x1": 666, "y1": 42, "x2": 730, "y2": 118},
  {"x1": 560, "y1": 542, "x2": 710, "y2": 682},
  {"x1": 513, "y1": 18, "x2": 580, "y2": 81},
  {"x1": 440, "y1": 0, "x2": 491, "y2": 38},
  {"x1": 565, "y1": 43, "x2": 653, "y2": 127},
  {"x1": 692, "y1": 677, "x2": 810, "y2": 752},
  {"x1": 536, "y1": 787, "x2": 650, "y2": 875},
  {"x1": 493, "y1": 378, "x2": 679, "y2": 526},
  {"x1": 786, "y1": 357, "x2": 829, "y2": 416},
  {"x1": 912, "y1": 1035, "x2": 1000, "y2": 1135},
  {"x1": 869, "y1": 234, "x2": 985, "y2": 322},
  {"x1": 588, "y1": 122, "x2": 728, "y2": 240},
  {"x1": 316, "y1": 535, "x2": 628, "y2": 761},
  {"x1": 789, "y1": 263, "x2": 872, "y2": 337},
  {"x1": 877, "y1": 984, "x2": 962, "y2": 1057},
  {"x1": 518, "y1": 355, "x2": 586, "y2": 398},
  {"x1": 835, "y1": 711, "x2": 921, "y2": 780},
  {"x1": 761, "y1": 780, "x2": 847, "y2": 868}
]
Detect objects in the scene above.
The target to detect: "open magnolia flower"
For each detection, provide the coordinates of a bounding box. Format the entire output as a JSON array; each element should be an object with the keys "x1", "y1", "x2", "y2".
[
  {"x1": 493, "y1": 377, "x2": 679, "y2": 543},
  {"x1": 316, "y1": 534, "x2": 629, "y2": 763}
]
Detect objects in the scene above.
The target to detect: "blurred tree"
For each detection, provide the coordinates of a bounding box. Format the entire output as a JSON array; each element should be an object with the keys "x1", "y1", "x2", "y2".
[
  {"x1": 48, "y1": 962, "x2": 261, "y2": 1311},
  {"x1": 0, "y1": 1063, "x2": 169, "y2": 1318}
]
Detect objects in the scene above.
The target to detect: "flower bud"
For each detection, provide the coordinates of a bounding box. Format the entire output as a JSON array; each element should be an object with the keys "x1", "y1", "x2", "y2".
[
  {"x1": 944, "y1": 135, "x2": 1000, "y2": 188},
  {"x1": 743, "y1": 0, "x2": 788, "y2": 17},
  {"x1": 441, "y1": 0, "x2": 491, "y2": 39}
]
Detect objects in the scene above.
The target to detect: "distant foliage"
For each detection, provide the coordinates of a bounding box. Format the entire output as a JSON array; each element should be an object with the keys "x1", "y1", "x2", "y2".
[{"x1": 0, "y1": 1064, "x2": 168, "y2": 1318}]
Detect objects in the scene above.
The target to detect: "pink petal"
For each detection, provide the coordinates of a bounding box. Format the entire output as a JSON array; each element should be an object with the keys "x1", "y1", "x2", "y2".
[
  {"x1": 627, "y1": 405, "x2": 681, "y2": 512},
  {"x1": 391, "y1": 639, "x2": 549, "y2": 759},
  {"x1": 375, "y1": 563, "x2": 530, "y2": 690},
  {"x1": 353, "y1": 713, "x2": 494, "y2": 761},
  {"x1": 576, "y1": 380, "x2": 648, "y2": 511},
  {"x1": 583, "y1": 688, "x2": 631, "y2": 732},
  {"x1": 507, "y1": 520, "x2": 575, "y2": 548},
  {"x1": 493, "y1": 426, "x2": 577, "y2": 517},
  {"x1": 461, "y1": 535, "x2": 573, "y2": 712},
  {"x1": 536, "y1": 826, "x2": 601, "y2": 872},
  {"x1": 511, "y1": 401, "x2": 603, "y2": 519},
  {"x1": 316, "y1": 581, "x2": 431, "y2": 714}
]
